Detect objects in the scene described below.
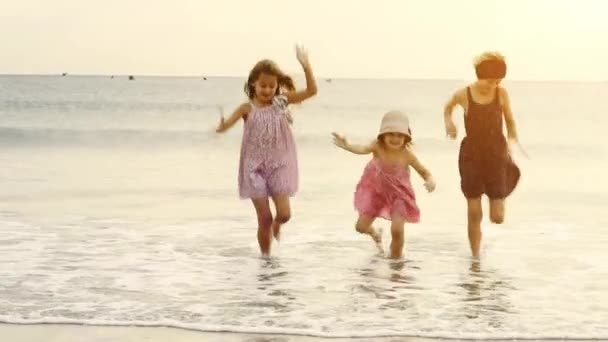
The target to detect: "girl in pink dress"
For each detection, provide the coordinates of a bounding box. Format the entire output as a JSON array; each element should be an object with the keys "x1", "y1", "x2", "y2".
[
  {"x1": 216, "y1": 45, "x2": 317, "y2": 257},
  {"x1": 332, "y1": 111, "x2": 436, "y2": 259}
]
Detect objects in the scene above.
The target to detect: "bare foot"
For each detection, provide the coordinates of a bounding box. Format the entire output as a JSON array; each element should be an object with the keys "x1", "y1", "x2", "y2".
[
  {"x1": 371, "y1": 227, "x2": 384, "y2": 255},
  {"x1": 272, "y1": 221, "x2": 281, "y2": 241}
]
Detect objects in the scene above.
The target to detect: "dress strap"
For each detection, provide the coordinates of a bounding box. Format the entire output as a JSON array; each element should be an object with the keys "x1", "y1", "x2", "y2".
[{"x1": 272, "y1": 95, "x2": 288, "y2": 110}]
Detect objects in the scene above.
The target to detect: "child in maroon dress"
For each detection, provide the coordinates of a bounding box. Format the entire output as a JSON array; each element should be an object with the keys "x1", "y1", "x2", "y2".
[{"x1": 443, "y1": 51, "x2": 521, "y2": 258}]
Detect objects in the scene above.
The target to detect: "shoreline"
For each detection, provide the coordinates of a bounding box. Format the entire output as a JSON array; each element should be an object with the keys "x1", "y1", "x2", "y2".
[{"x1": 0, "y1": 323, "x2": 602, "y2": 342}]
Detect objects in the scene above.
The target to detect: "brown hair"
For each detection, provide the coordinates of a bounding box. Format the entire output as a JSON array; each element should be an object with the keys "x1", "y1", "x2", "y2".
[
  {"x1": 244, "y1": 59, "x2": 295, "y2": 100},
  {"x1": 474, "y1": 51, "x2": 507, "y2": 79}
]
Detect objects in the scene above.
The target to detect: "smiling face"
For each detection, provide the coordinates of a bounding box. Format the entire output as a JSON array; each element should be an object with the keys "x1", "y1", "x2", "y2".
[
  {"x1": 253, "y1": 73, "x2": 278, "y2": 104},
  {"x1": 380, "y1": 132, "x2": 409, "y2": 150}
]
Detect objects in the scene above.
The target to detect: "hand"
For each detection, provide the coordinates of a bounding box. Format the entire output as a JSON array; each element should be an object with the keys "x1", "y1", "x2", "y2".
[
  {"x1": 445, "y1": 120, "x2": 457, "y2": 139},
  {"x1": 424, "y1": 177, "x2": 436, "y2": 193},
  {"x1": 295, "y1": 44, "x2": 310, "y2": 67},
  {"x1": 215, "y1": 106, "x2": 226, "y2": 133},
  {"x1": 508, "y1": 137, "x2": 530, "y2": 159},
  {"x1": 216, "y1": 116, "x2": 225, "y2": 133},
  {"x1": 331, "y1": 132, "x2": 348, "y2": 149},
  {"x1": 507, "y1": 138, "x2": 514, "y2": 156}
]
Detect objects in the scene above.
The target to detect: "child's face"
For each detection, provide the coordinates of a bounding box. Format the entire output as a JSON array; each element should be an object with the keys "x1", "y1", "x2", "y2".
[
  {"x1": 382, "y1": 132, "x2": 408, "y2": 150},
  {"x1": 254, "y1": 73, "x2": 278, "y2": 103},
  {"x1": 479, "y1": 78, "x2": 502, "y2": 90}
]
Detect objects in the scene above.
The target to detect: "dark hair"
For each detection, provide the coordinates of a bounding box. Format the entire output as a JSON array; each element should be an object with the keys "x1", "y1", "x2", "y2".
[
  {"x1": 475, "y1": 59, "x2": 507, "y2": 80},
  {"x1": 244, "y1": 59, "x2": 295, "y2": 100}
]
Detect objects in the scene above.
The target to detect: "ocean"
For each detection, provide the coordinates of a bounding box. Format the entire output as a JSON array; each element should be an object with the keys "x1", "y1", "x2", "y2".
[{"x1": 0, "y1": 75, "x2": 606, "y2": 340}]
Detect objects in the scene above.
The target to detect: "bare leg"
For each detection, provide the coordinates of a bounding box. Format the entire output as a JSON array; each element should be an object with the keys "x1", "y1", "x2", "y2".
[
  {"x1": 489, "y1": 198, "x2": 505, "y2": 224},
  {"x1": 389, "y1": 215, "x2": 406, "y2": 259},
  {"x1": 271, "y1": 195, "x2": 291, "y2": 241},
  {"x1": 467, "y1": 197, "x2": 483, "y2": 258},
  {"x1": 252, "y1": 198, "x2": 273, "y2": 256},
  {"x1": 355, "y1": 215, "x2": 383, "y2": 253}
]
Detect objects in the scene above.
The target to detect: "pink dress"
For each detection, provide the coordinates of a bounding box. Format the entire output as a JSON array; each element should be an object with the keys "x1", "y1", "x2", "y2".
[
  {"x1": 238, "y1": 95, "x2": 298, "y2": 199},
  {"x1": 354, "y1": 159, "x2": 420, "y2": 222}
]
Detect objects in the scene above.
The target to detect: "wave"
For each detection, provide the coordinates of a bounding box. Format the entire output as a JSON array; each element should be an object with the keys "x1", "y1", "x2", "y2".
[
  {"x1": 0, "y1": 319, "x2": 604, "y2": 340},
  {"x1": 0, "y1": 127, "x2": 603, "y2": 159},
  {"x1": 1, "y1": 99, "x2": 417, "y2": 115},
  {"x1": 0, "y1": 127, "x2": 451, "y2": 148},
  {"x1": 0, "y1": 127, "x2": 218, "y2": 146},
  {"x1": 0, "y1": 100, "x2": 221, "y2": 113}
]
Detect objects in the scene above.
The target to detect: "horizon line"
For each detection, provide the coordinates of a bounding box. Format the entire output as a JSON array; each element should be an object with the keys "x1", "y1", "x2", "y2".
[{"x1": 0, "y1": 72, "x2": 606, "y2": 83}]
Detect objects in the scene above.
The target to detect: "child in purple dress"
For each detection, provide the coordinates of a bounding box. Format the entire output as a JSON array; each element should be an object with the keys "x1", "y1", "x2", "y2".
[{"x1": 216, "y1": 45, "x2": 317, "y2": 257}]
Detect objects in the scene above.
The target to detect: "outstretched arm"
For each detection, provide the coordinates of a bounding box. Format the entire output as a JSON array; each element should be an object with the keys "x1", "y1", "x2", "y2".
[
  {"x1": 216, "y1": 103, "x2": 250, "y2": 133},
  {"x1": 285, "y1": 45, "x2": 318, "y2": 104},
  {"x1": 332, "y1": 133, "x2": 376, "y2": 155},
  {"x1": 408, "y1": 151, "x2": 436, "y2": 192}
]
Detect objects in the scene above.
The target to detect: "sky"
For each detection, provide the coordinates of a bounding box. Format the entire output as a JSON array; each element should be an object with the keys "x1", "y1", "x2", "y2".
[{"x1": 1, "y1": 0, "x2": 607, "y2": 80}]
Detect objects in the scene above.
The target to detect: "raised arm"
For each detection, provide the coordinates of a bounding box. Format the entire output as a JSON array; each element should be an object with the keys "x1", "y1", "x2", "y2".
[
  {"x1": 499, "y1": 87, "x2": 518, "y2": 141},
  {"x1": 285, "y1": 45, "x2": 318, "y2": 104},
  {"x1": 216, "y1": 103, "x2": 250, "y2": 133},
  {"x1": 331, "y1": 133, "x2": 376, "y2": 155}
]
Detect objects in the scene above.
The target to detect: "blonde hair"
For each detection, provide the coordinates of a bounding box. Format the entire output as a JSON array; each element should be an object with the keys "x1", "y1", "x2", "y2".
[{"x1": 473, "y1": 51, "x2": 505, "y2": 67}]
